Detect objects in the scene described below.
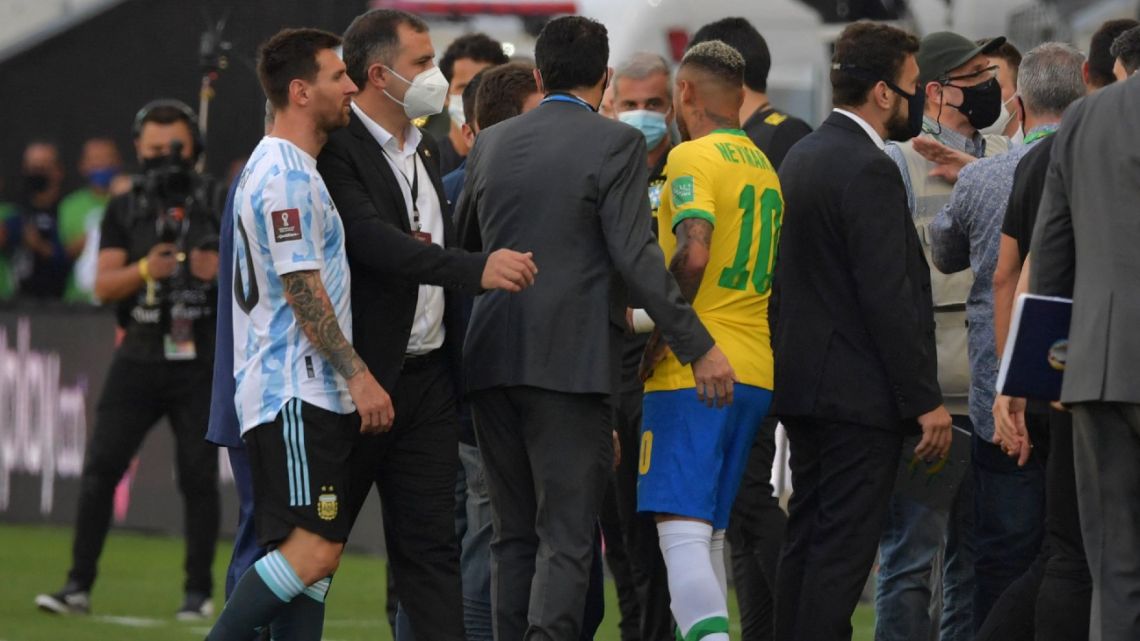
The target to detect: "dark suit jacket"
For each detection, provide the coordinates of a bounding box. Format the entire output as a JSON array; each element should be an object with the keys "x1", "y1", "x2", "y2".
[
  {"x1": 1030, "y1": 75, "x2": 1140, "y2": 405},
  {"x1": 456, "y1": 99, "x2": 713, "y2": 396},
  {"x1": 317, "y1": 111, "x2": 487, "y2": 392},
  {"x1": 771, "y1": 112, "x2": 942, "y2": 428}
]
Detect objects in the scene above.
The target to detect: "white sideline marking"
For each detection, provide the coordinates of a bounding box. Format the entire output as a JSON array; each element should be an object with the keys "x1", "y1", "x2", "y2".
[{"x1": 93, "y1": 615, "x2": 167, "y2": 627}]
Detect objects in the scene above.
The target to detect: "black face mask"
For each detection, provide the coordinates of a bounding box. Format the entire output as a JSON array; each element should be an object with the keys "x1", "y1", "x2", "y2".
[
  {"x1": 946, "y1": 77, "x2": 1002, "y2": 131},
  {"x1": 22, "y1": 171, "x2": 50, "y2": 195},
  {"x1": 832, "y1": 63, "x2": 924, "y2": 142},
  {"x1": 884, "y1": 80, "x2": 925, "y2": 142}
]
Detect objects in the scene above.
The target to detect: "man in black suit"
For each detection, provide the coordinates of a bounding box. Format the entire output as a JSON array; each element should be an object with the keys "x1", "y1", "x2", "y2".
[
  {"x1": 456, "y1": 16, "x2": 735, "y2": 641},
  {"x1": 771, "y1": 21, "x2": 953, "y2": 641},
  {"x1": 316, "y1": 10, "x2": 539, "y2": 641}
]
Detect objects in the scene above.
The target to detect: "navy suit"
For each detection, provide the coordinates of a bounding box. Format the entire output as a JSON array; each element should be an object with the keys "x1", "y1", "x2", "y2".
[{"x1": 205, "y1": 172, "x2": 265, "y2": 598}]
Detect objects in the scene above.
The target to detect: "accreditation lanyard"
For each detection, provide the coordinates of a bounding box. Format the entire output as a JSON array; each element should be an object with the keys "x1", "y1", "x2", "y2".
[
  {"x1": 541, "y1": 93, "x2": 596, "y2": 112},
  {"x1": 1022, "y1": 128, "x2": 1056, "y2": 145},
  {"x1": 381, "y1": 147, "x2": 421, "y2": 232}
]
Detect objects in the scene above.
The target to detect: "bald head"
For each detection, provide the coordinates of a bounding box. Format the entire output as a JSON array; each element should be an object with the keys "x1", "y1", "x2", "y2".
[{"x1": 675, "y1": 41, "x2": 745, "y2": 139}]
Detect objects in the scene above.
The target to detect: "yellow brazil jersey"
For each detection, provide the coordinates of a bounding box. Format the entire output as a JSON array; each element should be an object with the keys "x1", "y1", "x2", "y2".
[{"x1": 645, "y1": 129, "x2": 783, "y2": 393}]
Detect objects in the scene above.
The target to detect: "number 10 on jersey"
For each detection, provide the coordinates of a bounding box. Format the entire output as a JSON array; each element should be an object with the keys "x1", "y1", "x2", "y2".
[{"x1": 718, "y1": 185, "x2": 782, "y2": 294}]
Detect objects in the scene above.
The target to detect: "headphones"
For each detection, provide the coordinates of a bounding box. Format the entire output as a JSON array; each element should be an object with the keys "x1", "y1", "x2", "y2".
[{"x1": 132, "y1": 99, "x2": 204, "y2": 162}]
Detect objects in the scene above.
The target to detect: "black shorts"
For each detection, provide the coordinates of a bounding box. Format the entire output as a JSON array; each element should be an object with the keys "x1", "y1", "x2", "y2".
[{"x1": 245, "y1": 398, "x2": 367, "y2": 546}]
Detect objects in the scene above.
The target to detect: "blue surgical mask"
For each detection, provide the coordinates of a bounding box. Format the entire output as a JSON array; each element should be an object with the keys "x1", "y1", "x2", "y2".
[
  {"x1": 86, "y1": 167, "x2": 119, "y2": 191},
  {"x1": 618, "y1": 109, "x2": 669, "y2": 149}
]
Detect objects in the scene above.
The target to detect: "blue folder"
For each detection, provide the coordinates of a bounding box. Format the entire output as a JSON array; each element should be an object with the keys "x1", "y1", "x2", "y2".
[{"x1": 996, "y1": 294, "x2": 1073, "y2": 401}]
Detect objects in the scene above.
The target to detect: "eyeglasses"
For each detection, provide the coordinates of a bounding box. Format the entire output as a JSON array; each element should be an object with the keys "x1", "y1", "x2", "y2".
[{"x1": 941, "y1": 65, "x2": 998, "y2": 85}]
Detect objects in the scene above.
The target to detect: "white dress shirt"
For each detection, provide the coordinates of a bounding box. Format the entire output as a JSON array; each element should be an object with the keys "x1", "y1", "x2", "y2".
[
  {"x1": 351, "y1": 101, "x2": 445, "y2": 355},
  {"x1": 833, "y1": 108, "x2": 886, "y2": 150}
]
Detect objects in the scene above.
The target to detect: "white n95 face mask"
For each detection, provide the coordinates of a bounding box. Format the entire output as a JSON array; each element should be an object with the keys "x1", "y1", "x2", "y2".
[
  {"x1": 980, "y1": 96, "x2": 1017, "y2": 137},
  {"x1": 384, "y1": 65, "x2": 449, "y2": 120},
  {"x1": 448, "y1": 94, "x2": 466, "y2": 127}
]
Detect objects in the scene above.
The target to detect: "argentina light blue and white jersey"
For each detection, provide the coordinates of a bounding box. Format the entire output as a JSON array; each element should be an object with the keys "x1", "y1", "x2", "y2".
[{"x1": 232, "y1": 136, "x2": 354, "y2": 434}]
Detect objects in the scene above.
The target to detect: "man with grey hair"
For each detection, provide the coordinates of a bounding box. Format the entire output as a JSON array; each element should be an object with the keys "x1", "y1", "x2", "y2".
[
  {"x1": 609, "y1": 49, "x2": 676, "y2": 641},
  {"x1": 614, "y1": 52, "x2": 674, "y2": 173},
  {"x1": 1112, "y1": 26, "x2": 1140, "y2": 80},
  {"x1": 930, "y1": 45, "x2": 1086, "y2": 632}
]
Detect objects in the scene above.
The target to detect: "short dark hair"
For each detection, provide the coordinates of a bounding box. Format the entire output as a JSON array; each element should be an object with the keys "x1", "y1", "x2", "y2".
[
  {"x1": 462, "y1": 71, "x2": 484, "y2": 125},
  {"x1": 342, "y1": 9, "x2": 429, "y2": 89},
  {"x1": 1111, "y1": 25, "x2": 1140, "y2": 76},
  {"x1": 534, "y1": 16, "x2": 608, "y2": 93},
  {"x1": 688, "y1": 17, "x2": 771, "y2": 92},
  {"x1": 440, "y1": 33, "x2": 509, "y2": 84},
  {"x1": 138, "y1": 105, "x2": 195, "y2": 131},
  {"x1": 257, "y1": 28, "x2": 343, "y2": 108},
  {"x1": 680, "y1": 41, "x2": 745, "y2": 88},
  {"x1": 1089, "y1": 18, "x2": 1140, "y2": 87},
  {"x1": 985, "y1": 40, "x2": 1022, "y2": 86},
  {"x1": 476, "y1": 62, "x2": 539, "y2": 130},
  {"x1": 831, "y1": 21, "x2": 920, "y2": 108}
]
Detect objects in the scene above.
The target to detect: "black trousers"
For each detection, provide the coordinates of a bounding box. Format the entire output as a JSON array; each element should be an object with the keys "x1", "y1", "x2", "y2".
[
  {"x1": 471, "y1": 386, "x2": 612, "y2": 641},
  {"x1": 1068, "y1": 403, "x2": 1138, "y2": 641},
  {"x1": 611, "y1": 385, "x2": 673, "y2": 641},
  {"x1": 728, "y1": 415, "x2": 787, "y2": 641},
  {"x1": 68, "y1": 356, "x2": 219, "y2": 595},
  {"x1": 975, "y1": 409, "x2": 1092, "y2": 641},
  {"x1": 357, "y1": 352, "x2": 464, "y2": 641},
  {"x1": 1036, "y1": 410, "x2": 1090, "y2": 640},
  {"x1": 774, "y1": 417, "x2": 902, "y2": 641},
  {"x1": 600, "y1": 476, "x2": 641, "y2": 641}
]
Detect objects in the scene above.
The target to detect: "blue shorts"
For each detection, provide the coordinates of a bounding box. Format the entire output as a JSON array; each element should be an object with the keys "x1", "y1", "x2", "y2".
[{"x1": 637, "y1": 384, "x2": 772, "y2": 529}]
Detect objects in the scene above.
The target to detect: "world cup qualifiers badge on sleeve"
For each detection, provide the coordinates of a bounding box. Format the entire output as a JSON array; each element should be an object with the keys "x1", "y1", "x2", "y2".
[
  {"x1": 672, "y1": 176, "x2": 695, "y2": 207},
  {"x1": 272, "y1": 208, "x2": 303, "y2": 243}
]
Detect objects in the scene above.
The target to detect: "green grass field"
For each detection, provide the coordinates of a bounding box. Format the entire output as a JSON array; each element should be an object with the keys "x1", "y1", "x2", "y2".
[{"x1": 0, "y1": 524, "x2": 874, "y2": 640}]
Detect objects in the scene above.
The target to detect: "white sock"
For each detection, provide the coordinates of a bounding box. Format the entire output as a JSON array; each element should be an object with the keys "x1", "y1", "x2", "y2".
[
  {"x1": 657, "y1": 520, "x2": 730, "y2": 641},
  {"x1": 710, "y1": 529, "x2": 728, "y2": 600}
]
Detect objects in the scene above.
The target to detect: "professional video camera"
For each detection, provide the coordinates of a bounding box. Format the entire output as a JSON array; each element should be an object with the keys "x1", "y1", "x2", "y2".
[
  {"x1": 137, "y1": 140, "x2": 195, "y2": 245},
  {"x1": 130, "y1": 140, "x2": 220, "y2": 252}
]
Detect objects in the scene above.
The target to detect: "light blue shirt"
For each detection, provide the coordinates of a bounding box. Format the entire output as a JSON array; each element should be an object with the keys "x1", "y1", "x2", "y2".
[{"x1": 928, "y1": 125, "x2": 1056, "y2": 441}]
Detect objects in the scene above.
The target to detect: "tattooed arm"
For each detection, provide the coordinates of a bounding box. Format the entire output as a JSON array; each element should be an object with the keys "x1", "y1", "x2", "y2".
[
  {"x1": 282, "y1": 270, "x2": 365, "y2": 379},
  {"x1": 281, "y1": 270, "x2": 394, "y2": 431},
  {"x1": 639, "y1": 218, "x2": 713, "y2": 381}
]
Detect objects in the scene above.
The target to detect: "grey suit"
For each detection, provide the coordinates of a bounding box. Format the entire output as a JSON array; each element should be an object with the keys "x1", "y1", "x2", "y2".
[
  {"x1": 456, "y1": 97, "x2": 713, "y2": 640},
  {"x1": 1030, "y1": 74, "x2": 1140, "y2": 641}
]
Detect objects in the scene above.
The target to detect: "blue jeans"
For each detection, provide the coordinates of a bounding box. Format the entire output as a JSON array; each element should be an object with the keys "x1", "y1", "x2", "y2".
[
  {"x1": 875, "y1": 490, "x2": 975, "y2": 641},
  {"x1": 875, "y1": 421, "x2": 976, "y2": 641},
  {"x1": 972, "y1": 433, "x2": 1045, "y2": 629},
  {"x1": 459, "y1": 442, "x2": 494, "y2": 641}
]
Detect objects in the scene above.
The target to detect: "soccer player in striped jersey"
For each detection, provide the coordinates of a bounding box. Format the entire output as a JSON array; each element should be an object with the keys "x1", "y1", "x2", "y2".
[{"x1": 206, "y1": 28, "x2": 393, "y2": 641}]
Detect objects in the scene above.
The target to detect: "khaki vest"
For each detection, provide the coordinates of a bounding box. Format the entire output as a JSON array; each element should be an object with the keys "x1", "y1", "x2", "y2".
[{"x1": 896, "y1": 133, "x2": 1009, "y2": 416}]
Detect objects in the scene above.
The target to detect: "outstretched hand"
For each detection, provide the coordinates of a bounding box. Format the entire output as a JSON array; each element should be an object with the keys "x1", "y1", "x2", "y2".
[{"x1": 913, "y1": 137, "x2": 975, "y2": 184}]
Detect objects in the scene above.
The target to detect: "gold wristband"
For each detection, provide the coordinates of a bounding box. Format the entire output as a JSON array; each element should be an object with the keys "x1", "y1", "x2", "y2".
[{"x1": 138, "y1": 257, "x2": 151, "y2": 281}]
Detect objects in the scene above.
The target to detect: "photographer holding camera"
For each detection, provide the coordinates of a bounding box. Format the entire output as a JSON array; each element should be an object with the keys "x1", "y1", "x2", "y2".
[{"x1": 35, "y1": 100, "x2": 224, "y2": 620}]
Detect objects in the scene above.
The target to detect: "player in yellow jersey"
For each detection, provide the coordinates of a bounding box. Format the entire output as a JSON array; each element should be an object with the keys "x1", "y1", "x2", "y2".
[{"x1": 636, "y1": 41, "x2": 782, "y2": 641}]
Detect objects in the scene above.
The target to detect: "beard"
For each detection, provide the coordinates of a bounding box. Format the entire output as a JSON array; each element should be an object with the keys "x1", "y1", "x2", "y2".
[
  {"x1": 884, "y1": 96, "x2": 911, "y2": 142},
  {"x1": 317, "y1": 101, "x2": 352, "y2": 134},
  {"x1": 675, "y1": 112, "x2": 691, "y2": 142}
]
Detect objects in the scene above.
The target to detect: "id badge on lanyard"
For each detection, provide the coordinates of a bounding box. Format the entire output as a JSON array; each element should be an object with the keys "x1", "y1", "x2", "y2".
[{"x1": 386, "y1": 148, "x2": 432, "y2": 245}]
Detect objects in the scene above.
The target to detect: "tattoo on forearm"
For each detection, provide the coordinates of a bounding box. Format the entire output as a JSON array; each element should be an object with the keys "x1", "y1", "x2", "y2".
[
  {"x1": 670, "y1": 218, "x2": 713, "y2": 303},
  {"x1": 281, "y1": 270, "x2": 365, "y2": 380}
]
